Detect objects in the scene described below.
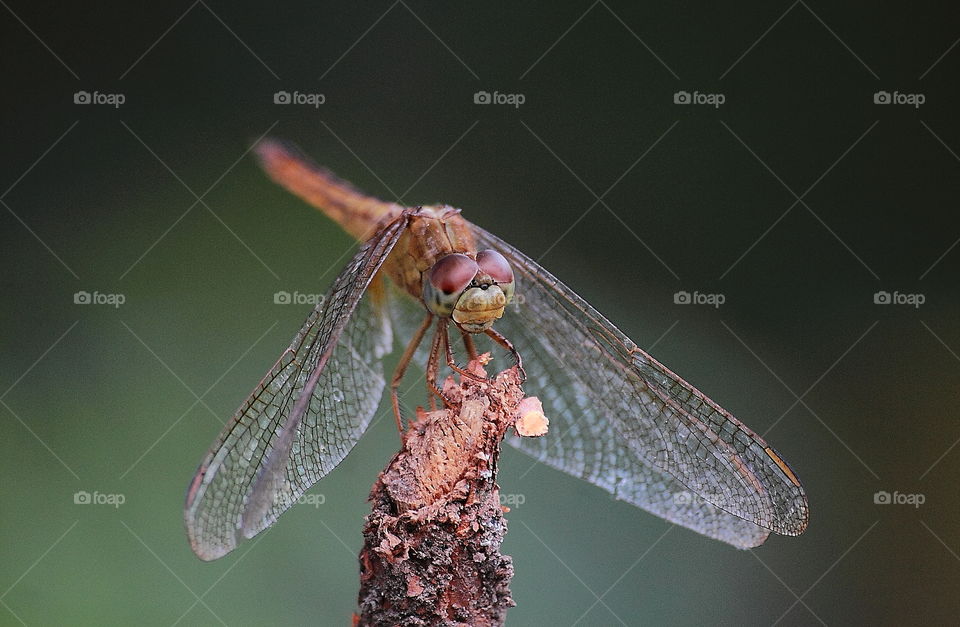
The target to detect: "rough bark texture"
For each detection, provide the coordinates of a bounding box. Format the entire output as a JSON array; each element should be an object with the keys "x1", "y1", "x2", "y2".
[{"x1": 356, "y1": 360, "x2": 524, "y2": 626}]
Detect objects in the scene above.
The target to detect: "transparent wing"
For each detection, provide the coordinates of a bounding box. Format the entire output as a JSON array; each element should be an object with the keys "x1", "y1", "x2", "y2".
[
  {"x1": 472, "y1": 226, "x2": 808, "y2": 548},
  {"x1": 184, "y1": 215, "x2": 407, "y2": 560}
]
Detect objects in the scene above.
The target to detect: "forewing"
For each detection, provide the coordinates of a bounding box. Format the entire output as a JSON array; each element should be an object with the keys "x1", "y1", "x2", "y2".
[
  {"x1": 472, "y1": 226, "x2": 808, "y2": 548},
  {"x1": 185, "y1": 215, "x2": 407, "y2": 560}
]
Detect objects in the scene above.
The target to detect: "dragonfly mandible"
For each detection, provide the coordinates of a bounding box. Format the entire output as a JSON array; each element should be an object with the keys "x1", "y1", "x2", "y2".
[{"x1": 184, "y1": 140, "x2": 809, "y2": 561}]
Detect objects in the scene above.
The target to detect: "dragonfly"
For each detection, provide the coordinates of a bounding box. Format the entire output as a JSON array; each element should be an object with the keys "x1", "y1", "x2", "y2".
[{"x1": 184, "y1": 140, "x2": 809, "y2": 561}]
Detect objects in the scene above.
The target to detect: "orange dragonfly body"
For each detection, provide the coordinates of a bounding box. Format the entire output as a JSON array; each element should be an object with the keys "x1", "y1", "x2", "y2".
[{"x1": 184, "y1": 140, "x2": 809, "y2": 561}]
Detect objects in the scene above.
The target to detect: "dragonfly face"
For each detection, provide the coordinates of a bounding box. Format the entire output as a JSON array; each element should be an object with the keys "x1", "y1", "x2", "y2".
[{"x1": 422, "y1": 249, "x2": 516, "y2": 333}]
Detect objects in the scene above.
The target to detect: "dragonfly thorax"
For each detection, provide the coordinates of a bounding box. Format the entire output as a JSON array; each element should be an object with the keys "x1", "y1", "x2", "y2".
[{"x1": 422, "y1": 250, "x2": 515, "y2": 333}]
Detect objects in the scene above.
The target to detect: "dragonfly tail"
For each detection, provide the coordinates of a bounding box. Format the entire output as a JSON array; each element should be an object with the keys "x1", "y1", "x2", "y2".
[{"x1": 254, "y1": 138, "x2": 404, "y2": 241}]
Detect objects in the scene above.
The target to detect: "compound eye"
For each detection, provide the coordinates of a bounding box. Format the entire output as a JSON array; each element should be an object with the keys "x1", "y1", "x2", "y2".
[
  {"x1": 476, "y1": 249, "x2": 514, "y2": 305},
  {"x1": 429, "y1": 253, "x2": 479, "y2": 295},
  {"x1": 424, "y1": 254, "x2": 479, "y2": 316},
  {"x1": 476, "y1": 249, "x2": 513, "y2": 284}
]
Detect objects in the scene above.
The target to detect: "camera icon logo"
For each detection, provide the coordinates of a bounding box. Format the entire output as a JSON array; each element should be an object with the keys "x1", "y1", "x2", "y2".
[
  {"x1": 274, "y1": 291, "x2": 292, "y2": 304},
  {"x1": 74, "y1": 290, "x2": 91, "y2": 304},
  {"x1": 673, "y1": 491, "x2": 693, "y2": 505},
  {"x1": 673, "y1": 90, "x2": 691, "y2": 104},
  {"x1": 873, "y1": 490, "x2": 891, "y2": 505},
  {"x1": 74, "y1": 91, "x2": 91, "y2": 104},
  {"x1": 474, "y1": 91, "x2": 491, "y2": 104},
  {"x1": 74, "y1": 490, "x2": 92, "y2": 504},
  {"x1": 873, "y1": 290, "x2": 891, "y2": 304},
  {"x1": 274, "y1": 91, "x2": 291, "y2": 104},
  {"x1": 673, "y1": 290, "x2": 691, "y2": 304},
  {"x1": 873, "y1": 91, "x2": 891, "y2": 104}
]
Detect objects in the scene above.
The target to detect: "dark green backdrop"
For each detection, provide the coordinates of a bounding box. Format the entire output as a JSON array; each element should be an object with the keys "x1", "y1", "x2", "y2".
[{"x1": 2, "y1": 2, "x2": 959, "y2": 625}]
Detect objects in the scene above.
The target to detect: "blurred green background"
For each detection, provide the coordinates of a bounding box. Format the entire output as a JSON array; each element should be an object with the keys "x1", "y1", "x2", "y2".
[{"x1": 2, "y1": 2, "x2": 959, "y2": 625}]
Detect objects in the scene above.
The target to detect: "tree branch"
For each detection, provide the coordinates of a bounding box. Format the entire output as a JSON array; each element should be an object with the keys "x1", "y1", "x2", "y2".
[{"x1": 356, "y1": 358, "x2": 542, "y2": 626}]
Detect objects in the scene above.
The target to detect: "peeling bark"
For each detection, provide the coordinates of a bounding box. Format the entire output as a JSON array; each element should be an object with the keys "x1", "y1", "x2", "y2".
[{"x1": 356, "y1": 360, "x2": 527, "y2": 626}]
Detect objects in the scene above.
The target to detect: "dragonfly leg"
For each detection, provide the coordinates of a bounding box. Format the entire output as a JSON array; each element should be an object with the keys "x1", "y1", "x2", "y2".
[
  {"x1": 460, "y1": 328, "x2": 479, "y2": 361},
  {"x1": 391, "y1": 312, "x2": 433, "y2": 432},
  {"x1": 441, "y1": 319, "x2": 486, "y2": 382},
  {"x1": 426, "y1": 321, "x2": 468, "y2": 409},
  {"x1": 425, "y1": 320, "x2": 446, "y2": 410},
  {"x1": 484, "y1": 328, "x2": 526, "y2": 382}
]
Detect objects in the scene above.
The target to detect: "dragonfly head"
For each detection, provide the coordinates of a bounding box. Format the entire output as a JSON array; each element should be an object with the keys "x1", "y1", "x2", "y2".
[{"x1": 423, "y1": 250, "x2": 515, "y2": 333}]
